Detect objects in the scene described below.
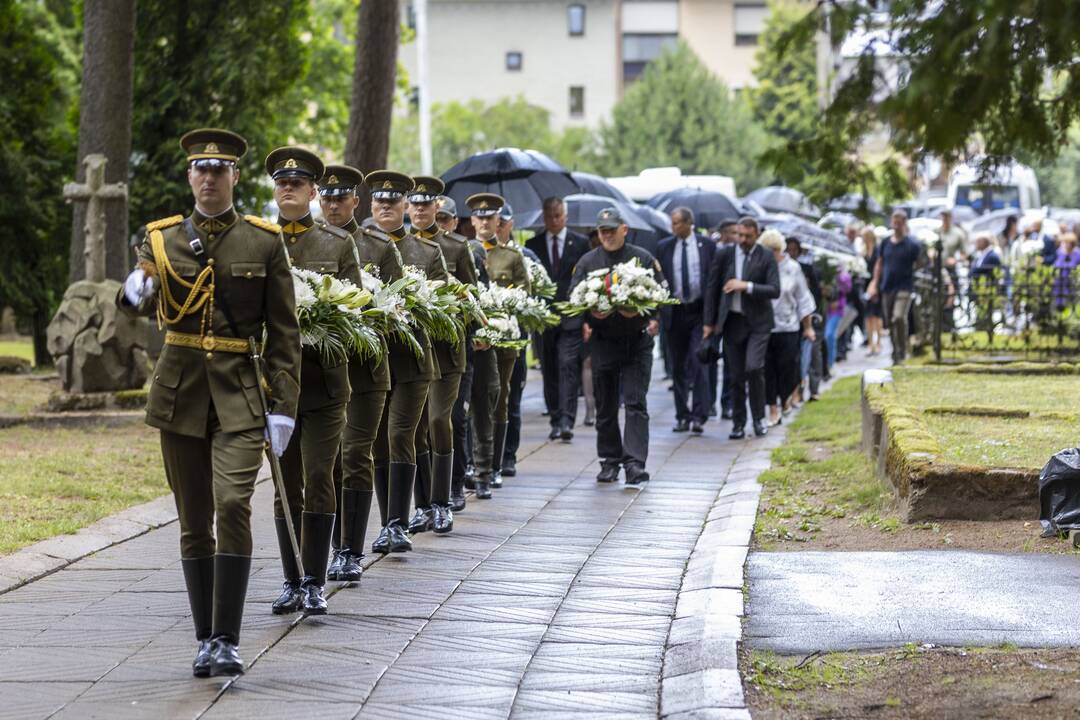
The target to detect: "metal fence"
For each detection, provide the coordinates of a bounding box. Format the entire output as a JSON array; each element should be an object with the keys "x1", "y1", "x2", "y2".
[{"x1": 913, "y1": 255, "x2": 1080, "y2": 361}]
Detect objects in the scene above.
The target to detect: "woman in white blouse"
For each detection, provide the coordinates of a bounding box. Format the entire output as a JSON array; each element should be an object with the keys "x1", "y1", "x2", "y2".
[{"x1": 759, "y1": 231, "x2": 816, "y2": 426}]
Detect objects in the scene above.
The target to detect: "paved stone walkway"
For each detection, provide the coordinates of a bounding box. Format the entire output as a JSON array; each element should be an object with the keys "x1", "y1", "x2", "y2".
[{"x1": 0, "y1": 367, "x2": 767, "y2": 720}]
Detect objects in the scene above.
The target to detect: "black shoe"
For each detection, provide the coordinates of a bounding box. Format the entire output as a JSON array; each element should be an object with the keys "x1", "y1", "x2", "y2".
[
  {"x1": 271, "y1": 580, "x2": 303, "y2": 615},
  {"x1": 490, "y1": 470, "x2": 503, "y2": 489},
  {"x1": 625, "y1": 464, "x2": 650, "y2": 485},
  {"x1": 548, "y1": 426, "x2": 560, "y2": 441},
  {"x1": 193, "y1": 640, "x2": 212, "y2": 678},
  {"x1": 583, "y1": 416, "x2": 595, "y2": 427},
  {"x1": 209, "y1": 637, "x2": 244, "y2": 677},
  {"x1": 721, "y1": 409, "x2": 733, "y2": 420},
  {"x1": 596, "y1": 464, "x2": 620, "y2": 483},
  {"x1": 559, "y1": 423, "x2": 574, "y2": 441},
  {"x1": 464, "y1": 464, "x2": 476, "y2": 490},
  {"x1": 387, "y1": 521, "x2": 413, "y2": 552},
  {"x1": 432, "y1": 504, "x2": 454, "y2": 534},
  {"x1": 492, "y1": 422, "x2": 508, "y2": 489},
  {"x1": 708, "y1": 407, "x2": 718, "y2": 418},
  {"x1": 502, "y1": 458, "x2": 517, "y2": 477},
  {"x1": 673, "y1": 419, "x2": 690, "y2": 433},
  {"x1": 336, "y1": 551, "x2": 363, "y2": 582},
  {"x1": 300, "y1": 580, "x2": 327, "y2": 616},
  {"x1": 372, "y1": 526, "x2": 390, "y2": 554},
  {"x1": 728, "y1": 427, "x2": 745, "y2": 440},
  {"x1": 450, "y1": 484, "x2": 466, "y2": 511},
  {"x1": 475, "y1": 475, "x2": 492, "y2": 499},
  {"x1": 327, "y1": 550, "x2": 345, "y2": 582},
  {"x1": 753, "y1": 420, "x2": 769, "y2": 437},
  {"x1": 408, "y1": 506, "x2": 433, "y2": 534},
  {"x1": 691, "y1": 422, "x2": 704, "y2": 435}
]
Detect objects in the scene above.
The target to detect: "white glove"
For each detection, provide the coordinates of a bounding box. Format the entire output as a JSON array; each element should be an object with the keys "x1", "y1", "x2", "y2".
[
  {"x1": 265, "y1": 414, "x2": 295, "y2": 457},
  {"x1": 123, "y1": 268, "x2": 155, "y2": 306}
]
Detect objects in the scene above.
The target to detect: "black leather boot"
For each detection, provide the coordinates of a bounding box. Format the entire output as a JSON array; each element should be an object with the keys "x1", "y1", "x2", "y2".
[
  {"x1": 327, "y1": 490, "x2": 345, "y2": 581},
  {"x1": 271, "y1": 514, "x2": 303, "y2": 615},
  {"x1": 209, "y1": 553, "x2": 251, "y2": 677},
  {"x1": 338, "y1": 489, "x2": 371, "y2": 581},
  {"x1": 475, "y1": 472, "x2": 493, "y2": 500},
  {"x1": 372, "y1": 464, "x2": 391, "y2": 554},
  {"x1": 300, "y1": 512, "x2": 334, "y2": 616},
  {"x1": 181, "y1": 556, "x2": 214, "y2": 677},
  {"x1": 386, "y1": 463, "x2": 415, "y2": 553},
  {"x1": 408, "y1": 452, "x2": 434, "y2": 534},
  {"x1": 432, "y1": 451, "x2": 454, "y2": 534},
  {"x1": 491, "y1": 422, "x2": 508, "y2": 489}
]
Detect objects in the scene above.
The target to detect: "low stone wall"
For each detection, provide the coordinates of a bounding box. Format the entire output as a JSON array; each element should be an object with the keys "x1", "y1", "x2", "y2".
[{"x1": 861, "y1": 373, "x2": 1038, "y2": 522}]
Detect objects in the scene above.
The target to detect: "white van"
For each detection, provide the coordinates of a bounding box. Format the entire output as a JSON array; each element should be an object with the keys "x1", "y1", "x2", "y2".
[
  {"x1": 607, "y1": 167, "x2": 738, "y2": 203},
  {"x1": 946, "y1": 160, "x2": 1040, "y2": 215}
]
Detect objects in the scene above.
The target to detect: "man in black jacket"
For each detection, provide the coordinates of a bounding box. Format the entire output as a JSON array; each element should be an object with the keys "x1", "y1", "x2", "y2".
[
  {"x1": 704, "y1": 217, "x2": 780, "y2": 439},
  {"x1": 568, "y1": 207, "x2": 663, "y2": 485},
  {"x1": 525, "y1": 196, "x2": 589, "y2": 441}
]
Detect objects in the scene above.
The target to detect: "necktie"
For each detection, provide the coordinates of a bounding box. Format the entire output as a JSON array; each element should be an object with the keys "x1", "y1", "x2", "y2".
[
  {"x1": 680, "y1": 238, "x2": 691, "y2": 301},
  {"x1": 550, "y1": 234, "x2": 560, "y2": 276}
]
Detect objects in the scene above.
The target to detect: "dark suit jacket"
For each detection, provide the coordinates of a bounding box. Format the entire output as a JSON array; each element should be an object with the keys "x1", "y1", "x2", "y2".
[
  {"x1": 970, "y1": 248, "x2": 1002, "y2": 280},
  {"x1": 526, "y1": 229, "x2": 589, "y2": 303},
  {"x1": 703, "y1": 242, "x2": 781, "y2": 335},
  {"x1": 656, "y1": 233, "x2": 716, "y2": 329}
]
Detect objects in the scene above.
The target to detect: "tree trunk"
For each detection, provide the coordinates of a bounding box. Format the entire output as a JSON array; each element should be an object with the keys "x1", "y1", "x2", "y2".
[
  {"x1": 69, "y1": 0, "x2": 136, "y2": 284},
  {"x1": 31, "y1": 306, "x2": 51, "y2": 368},
  {"x1": 344, "y1": 0, "x2": 401, "y2": 221}
]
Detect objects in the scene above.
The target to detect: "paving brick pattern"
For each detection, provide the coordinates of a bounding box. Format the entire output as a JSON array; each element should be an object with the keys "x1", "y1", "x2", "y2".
[{"x1": 0, "y1": 369, "x2": 760, "y2": 719}]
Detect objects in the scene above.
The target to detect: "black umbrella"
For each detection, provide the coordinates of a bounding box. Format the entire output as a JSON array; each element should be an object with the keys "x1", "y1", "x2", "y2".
[
  {"x1": 633, "y1": 203, "x2": 673, "y2": 236},
  {"x1": 647, "y1": 188, "x2": 744, "y2": 229},
  {"x1": 760, "y1": 213, "x2": 856, "y2": 256},
  {"x1": 827, "y1": 192, "x2": 884, "y2": 216},
  {"x1": 746, "y1": 186, "x2": 821, "y2": 219},
  {"x1": 528, "y1": 193, "x2": 653, "y2": 233},
  {"x1": 441, "y1": 148, "x2": 580, "y2": 227},
  {"x1": 570, "y1": 172, "x2": 632, "y2": 204}
]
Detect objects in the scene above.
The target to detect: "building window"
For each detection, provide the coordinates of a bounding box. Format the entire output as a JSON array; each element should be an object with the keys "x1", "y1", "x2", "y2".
[
  {"x1": 405, "y1": 2, "x2": 416, "y2": 30},
  {"x1": 569, "y1": 86, "x2": 585, "y2": 117},
  {"x1": 622, "y1": 33, "x2": 678, "y2": 84},
  {"x1": 506, "y1": 51, "x2": 523, "y2": 71},
  {"x1": 568, "y1": 4, "x2": 585, "y2": 36},
  {"x1": 734, "y1": 3, "x2": 768, "y2": 46}
]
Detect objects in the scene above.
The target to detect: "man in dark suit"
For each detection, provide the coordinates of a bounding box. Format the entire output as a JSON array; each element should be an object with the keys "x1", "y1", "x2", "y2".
[
  {"x1": 704, "y1": 217, "x2": 780, "y2": 438},
  {"x1": 657, "y1": 207, "x2": 716, "y2": 434},
  {"x1": 525, "y1": 196, "x2": 589, "y2": 441}
]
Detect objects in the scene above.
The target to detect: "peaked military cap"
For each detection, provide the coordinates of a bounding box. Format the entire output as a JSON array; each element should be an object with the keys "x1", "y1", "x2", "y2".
[
  {"x1": 466, "y1": 192, "x2": 505, "y2": 217},
  {"x1": 596, "y1": 207, "x2": 626, "y2": 229},
  {"x1": 407, "y1": 176, "x2": 445, "y2": 203},
  {"x1": 435, "y1": 195, "x2": 458, "y2": 218},
  {"x1": 318, "y1": 164, "x2": 364, "y2": 197},
  {"x1": 365, "y1": 170, "x2": 414, "y2": 199},
  {"x1": 264, "y1": 146, "x2": 324, "y2": 181},
  {"x1": 499, "y1": 202, "x2": 515, "y2": 222},
  {"x1": 180, "y1": 128, "x2": 247, "y2": 168}
]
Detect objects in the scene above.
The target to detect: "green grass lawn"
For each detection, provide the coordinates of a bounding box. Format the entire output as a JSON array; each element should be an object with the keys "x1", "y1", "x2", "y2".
[
  {"x1": 0, "y1": 421, "x2": 168, "y2": 555},
  {"x1": 0, "y1": 374, "x2": 55, "y2": 416},
  {"x1": 0, "y1": 339, "x2": 34, "y2": 364}
]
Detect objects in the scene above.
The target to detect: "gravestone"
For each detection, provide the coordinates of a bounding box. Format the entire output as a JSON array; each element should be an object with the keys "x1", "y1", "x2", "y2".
[
  {"x1": 49, "y1": 154, "x2": 149, "y2": 393},
  {"x1": 0, "y1": 307, "x2": 16, "y2": 336}
]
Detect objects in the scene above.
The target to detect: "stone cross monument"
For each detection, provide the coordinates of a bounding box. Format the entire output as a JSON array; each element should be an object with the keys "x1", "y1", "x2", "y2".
[{"x1": 63, "y1": 154, "x2": 127, "y2": 283}]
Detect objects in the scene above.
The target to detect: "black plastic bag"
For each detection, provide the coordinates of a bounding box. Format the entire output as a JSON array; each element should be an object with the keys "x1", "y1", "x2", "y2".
[{"x1": 1039, "y1": 448, "x2": 1080, "y2": 534}]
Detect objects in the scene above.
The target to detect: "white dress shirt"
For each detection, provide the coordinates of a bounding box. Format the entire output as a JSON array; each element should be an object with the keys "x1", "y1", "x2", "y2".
[
  {"x1": 671, "y1": 229, "x2": 702, "y2": 301},
  {"x1": 732, "y1": 243, "x2": 755, "y2": 313},
  {"x1": 547, "y1": 227, "x2": 567, "y2": 264}
]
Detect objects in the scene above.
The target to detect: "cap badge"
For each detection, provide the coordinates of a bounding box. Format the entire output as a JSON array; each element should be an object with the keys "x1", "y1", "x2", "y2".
[
  {"x1": 478, "y1": 200, "x2": 488, "y2": 208},
  {"x1": 382, "y1": 180, "x2": 393, "y2": 189},
  {"x1": 204, "y1": 142, "x2": 219, "y2": 154},
  {"x1": 328, "y1": 174, "x2": 338, "y2": 185},
  {"x1": 284, "y1": 158, "x2": 298, "y2": 169}
]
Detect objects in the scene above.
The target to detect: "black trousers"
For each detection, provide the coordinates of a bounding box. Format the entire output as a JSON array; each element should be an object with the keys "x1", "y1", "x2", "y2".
[
  {"x1": 539, "y1": 325, "x2": 584, "y2": 428},
  {"x1": 504, "y1": 349, "x2": 527, "y2": 464},
  {"x1": 593, "y1": 332, "x2": 653, "y2": 467},
  {"x1": 764, "y1": 331, "x2": 801, "y2": 407},
  {"x1": 666, "y1": 303, "x2": 709, "y2": 424},
  {"x1": 451, "y1": 344, "x2": 474, "y2": 483},
  {"x1": 722, "y1": 314, "x2": 769, "y2": 428}
]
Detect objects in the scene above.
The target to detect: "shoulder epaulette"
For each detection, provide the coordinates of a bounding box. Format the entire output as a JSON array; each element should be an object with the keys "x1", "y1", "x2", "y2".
[
  {"x1": 244, "y1": 215, "x2": 281, "y2": 234},
  {"x1": 417, "y1": 235, "x2": 442, "y2": 249},
  {"x1": 361, "y1": 226, "x2": 392, "y2": 244},
  {"x1": 317, "y1": 221, "x2": 351, "y2": 240},
  {"x1": 146, "y1": 215, "x2": 184, "y2": 232},
  {"x1": 446, "y1": 231, "x2": 468, "y2": 243}
]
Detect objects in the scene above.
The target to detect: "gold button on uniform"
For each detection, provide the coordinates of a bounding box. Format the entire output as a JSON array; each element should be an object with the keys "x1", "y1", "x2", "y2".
[
  {"x1": 207, "y1": 257, "x2": 215, "y2": 265},
  {"x1": 245, "y1": 271, "x2": 252, "y2": 278},
  {"x1": 290, "y1": 237, "x2": 297, "y2": 244},
  {"x1": 206, "y1": 352, "x2": 214, "y2": 360}
]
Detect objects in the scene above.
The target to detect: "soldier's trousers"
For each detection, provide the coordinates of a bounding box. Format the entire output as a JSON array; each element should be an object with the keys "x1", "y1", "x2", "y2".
[
  {"x1": 452, "y1": 349, "x2": 475, "y2": 482},
  {"x1": 494, "y1": 348, "x2": 518, "y2": 424},
  {"x1": 274, "y1": 401, "x2": 347, "y2": 517},
  {"x1": 593, "y1": 332, "x2": 654, "y2": 467},
  {"x1": 336, "y1": 389, "x2": 388, "y2": 494},
  {"x1": 160, "y1": 415, "x2": 264, "y2": 558},
  {"x1": 504, "y1": 351, "x2": 527, "y2": 463},
  {"x1": 374, "y1": 380, "x2": 429, "y2": 465},
  {"x1": 419, "y1": 369, "x2": 462, "y2": 453},
  {"x1": 470, "y1": 347, "x2": 499, "y2": 476}
]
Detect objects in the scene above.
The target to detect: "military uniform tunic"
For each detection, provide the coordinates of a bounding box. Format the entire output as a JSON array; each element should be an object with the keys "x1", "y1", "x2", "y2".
[{"x1": 484, "y1": 240, "x2": 531, "y2": 425}]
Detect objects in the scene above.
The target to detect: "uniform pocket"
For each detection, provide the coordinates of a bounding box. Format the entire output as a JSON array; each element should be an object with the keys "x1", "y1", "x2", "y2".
[
  {"x1": 147, "y1": 363, "x2": 182, "y2": 422},
  {"x1": 231, "y1": 263, "x2": 267, "y2": 279},
  {"x1": 172, "y1": 262, "x2": 199, "y2": 278},
  {"x1": 238, "y1": 365, "x2": 263, "y2": 419},
  {"x1": 302, "y1": 261, "x2": 339, "y2": 274}
]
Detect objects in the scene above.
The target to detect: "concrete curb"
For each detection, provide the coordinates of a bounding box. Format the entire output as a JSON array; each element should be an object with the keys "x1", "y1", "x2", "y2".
[{"x1": 0, "y1": 465, "x2": 269, "y2": 596}]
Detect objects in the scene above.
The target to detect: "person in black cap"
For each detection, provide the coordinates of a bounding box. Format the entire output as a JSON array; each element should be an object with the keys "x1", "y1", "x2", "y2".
[
  {"x1": 405, "y1": 176, "x2": 474, "y2": 535},
  {"x1": 117, "y1": 128, "x2": 301, "y2": 676},
  {"x1": 264, "y1": 147, "x2": 360, "y2": 617},
  {"x1": 568, "y1": 207, "x2": 664, "y2": 485},
  {"x1": 318, "y1": 164, "x2": 403, "y2": 583},
  {"x1": 365, "y1": 169, "x2": 448, "y2": 554}
]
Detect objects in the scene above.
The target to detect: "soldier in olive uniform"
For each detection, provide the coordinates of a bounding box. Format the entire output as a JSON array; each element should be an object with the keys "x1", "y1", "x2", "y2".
[
  {"x1": 319, "y1": 165, "x2": 402, "y2": 582},
  {"x1": 118, "y1": 129, "x2": 301, "y2": 677},
  {"x1": 406, "y1": 178, "x2": 475, "y2": 534},
  {"x1": 265, "y1": 148, "x2": 360, "y2": 616},
  {"x1": 366, "y1": 170, "x2": 447, "y2": 553},
  {"x1": 475, "y1": 194, "x2": 531, "y2": 490}
]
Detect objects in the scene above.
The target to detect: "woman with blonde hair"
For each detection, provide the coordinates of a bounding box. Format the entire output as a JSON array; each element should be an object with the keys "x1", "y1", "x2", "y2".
[{"x1": 861, "y1": 227, "x2": 883, "y2": 355}]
